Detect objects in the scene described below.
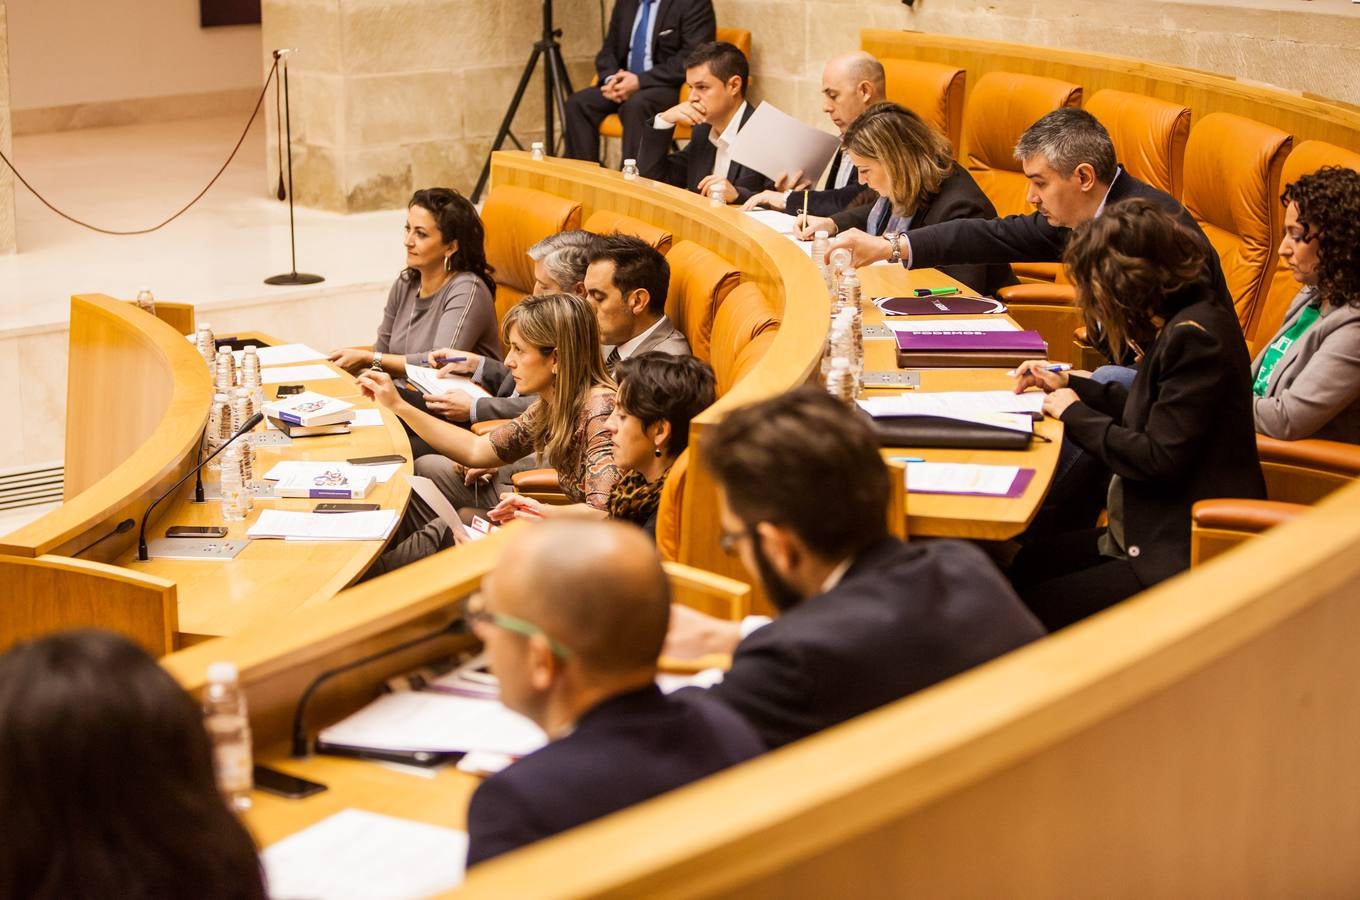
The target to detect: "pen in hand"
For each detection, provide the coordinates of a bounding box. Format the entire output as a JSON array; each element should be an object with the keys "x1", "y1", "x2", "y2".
[{"x1": 1007, "y1": 363, "x2": 1072, "y2": 376}]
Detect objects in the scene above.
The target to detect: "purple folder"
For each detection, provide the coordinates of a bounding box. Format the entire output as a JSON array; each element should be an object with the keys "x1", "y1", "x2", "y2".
[
  {"x1": 907, "y1": 467, "x2": 1037, "y2": 499},
  {"x1": 894, "y1": 330, "x2": 1048, "y2": 353}
]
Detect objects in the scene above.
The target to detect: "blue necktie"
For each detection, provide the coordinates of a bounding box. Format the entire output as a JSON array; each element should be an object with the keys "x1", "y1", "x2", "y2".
[{"x1": 629, "y1": 0, "x2": 652, "y2": 74}]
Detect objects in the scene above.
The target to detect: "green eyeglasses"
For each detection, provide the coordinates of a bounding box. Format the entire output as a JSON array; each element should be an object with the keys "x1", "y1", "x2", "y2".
[{"x1": 461, "y1": 593, "x2": 573, "y2": 660}]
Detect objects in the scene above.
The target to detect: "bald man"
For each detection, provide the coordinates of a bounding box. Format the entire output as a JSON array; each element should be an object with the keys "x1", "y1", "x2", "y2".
[
  {"x1": 464, "y1": 521, "x2": 763, "y2": 867},
  {"x1": 742, "y1": 51, "x2": 887, "y2": 220}
]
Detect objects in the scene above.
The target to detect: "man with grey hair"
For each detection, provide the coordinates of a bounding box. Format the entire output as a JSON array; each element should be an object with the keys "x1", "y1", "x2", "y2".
[
  {"x1": 828, "y1": 106, "x2": 1229, "y2": 311},
  {"x1": 527, "y1": 230, "x2": 597, "y2": 296}
]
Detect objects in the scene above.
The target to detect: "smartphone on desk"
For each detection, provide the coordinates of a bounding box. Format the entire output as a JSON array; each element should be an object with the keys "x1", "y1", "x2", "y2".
[
  {"x1": 253, "y1": 765, "x2": 327, "y2": 799},
  {"x1": 314, "y1": 502, "x2": 381, "y2": 513},
  {"x1": 166, "y1": 525, "x2": 228, "y2": 538}
]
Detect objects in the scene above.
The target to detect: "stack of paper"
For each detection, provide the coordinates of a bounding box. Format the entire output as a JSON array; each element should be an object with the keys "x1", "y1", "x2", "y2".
[
  {"x1": 262, "y1": 809, "x2": 467, "y2": 900},
  {"x1": 247, "y1": 509, "x2": 398, "y2": 541},
  {"x1": 859, "y1": 390, "x2": 1044, "y2": 418},
  {"x1": 404, "y1": 364, "x2": 492, "y2": 400},
  {"x1": 264, "y1": 460, "x2": 403, "y2": 485},
  {"x1": 231, "y1": 343, "x2": 326, "y2": 366},
  {"x1": 317, "y1": 691, "x2": 547, "y2": 757},
  {"x1": 262, "y1": 363, "x2": 341, "y2": 384},
  {"x1": 887, "y1": 318, "x2": 1020, "y2": 333}
]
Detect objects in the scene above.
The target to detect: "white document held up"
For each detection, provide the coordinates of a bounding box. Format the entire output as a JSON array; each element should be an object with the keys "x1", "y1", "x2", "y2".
[
  {"x1": 318, "y1": 691, "x2": 547, "y2": 757},
  {"x1": 262, "y1": 363, "x2": 341, "y2": 384},
  {"x1": 232, "y1": 343, "x2": 327, "y2": 366},
  {"x1": 724, "y1": 102, "x2": 841, "y2": 183},
  {"x1": 247, "y1": 509, "x2": 399, "y2": 541},
  {"x1": 858, "y1": 390, "x2": 1045, "y2": 418},
  {"x1": 404, "y1": 364, "x2": 492, "y2": 400},
  {"x1": 905, "y1": 463, "x2": 1022, "y2": 496},
  {"x1": 261, "y1": 809, "x2": 467, "y2": 900}
]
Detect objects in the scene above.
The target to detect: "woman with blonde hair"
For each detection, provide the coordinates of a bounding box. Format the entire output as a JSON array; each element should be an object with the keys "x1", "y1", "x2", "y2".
[
  {"x1": 803, "y1": 102, "x2": 1015, "y2": 295},
  {"x1": 361, "y1": 293, "x2": 619, "y2": 520}
]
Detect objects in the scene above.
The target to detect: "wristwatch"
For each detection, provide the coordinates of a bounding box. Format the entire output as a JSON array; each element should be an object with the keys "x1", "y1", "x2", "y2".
[
  {"x1": 885, "y1": 232, "x2": 902, "y2": 265},
  {"x1": 370, "y1": 351, "x2": 383, "y2": 371}
]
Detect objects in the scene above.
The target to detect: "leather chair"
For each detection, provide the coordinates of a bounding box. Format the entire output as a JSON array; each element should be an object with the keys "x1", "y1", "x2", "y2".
[
  {"x1": 958, "y1": 71, "x2": 1082, "y2": 283},
  {"x1": 582, "y1": 209, "x2": 674, "y2": 254},
  {"x1": 998, "y1": 90, "x2": 1190, "y2": 361},
  {"x1": 480, "y1": 185, "x2": 582, "y2": 323},
  {"x1": 709, "y1": 282, "x2": 780, "y2": 395},
  {"x1": 882, "y1": 59, "x2": 966, "y2": 153},
  {"x1": 599, "y1": 27, "x2": 753, "y2": 149},
  {"x1": 1180, "y1": 112, "x2": 1292, "y2": 330},
  {"x1": 655, "y1": 449, "x2": 689, "y2": 562},
  {"x1": 1243, "y1": 140, "x2": 1360, "y2": 351},
  {"x1": 664, "y1": 240, "x2": 741, "y2": 361}
]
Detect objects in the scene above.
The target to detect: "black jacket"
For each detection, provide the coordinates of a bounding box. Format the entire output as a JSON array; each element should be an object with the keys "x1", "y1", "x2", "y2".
[
  {"x1": 638, "y1": 103, "x2": 774, "y2": 202},
  {"x1": 1061, "y1": 283, "x2": 1266, "y2": 586},
  {"x1": 703, "y1": 537, "x2": 1044, "y2": 750},
  {"x1": 465, "y1": 685, "x2": 762, "y2": 867},
  {"x1": 786, "y1": 149, "x2": 877, "y2": 218},
  {"x1": 906, "y1": 167, "x2": 1232, "y2": 311},
  {"x1": 595, "y1": 0, "x2": 716, "y2": 90}
]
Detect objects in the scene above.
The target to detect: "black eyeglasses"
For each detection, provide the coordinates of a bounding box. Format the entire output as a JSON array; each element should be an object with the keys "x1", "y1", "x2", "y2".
[
  {"x1": 718, "y1": 524, "x2": 754, "y2": 557},
  {"x1": 460, "y1": 593, "x2": 573, "y2": 659}
]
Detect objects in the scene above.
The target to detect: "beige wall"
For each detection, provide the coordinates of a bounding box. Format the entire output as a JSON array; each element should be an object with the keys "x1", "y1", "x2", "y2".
[
  {"x1": 0, "y1": 3, "x2": 13, "y2": 254},
  {"x1": 7, "y1": 0, "x2": 260, "y2": 132}
]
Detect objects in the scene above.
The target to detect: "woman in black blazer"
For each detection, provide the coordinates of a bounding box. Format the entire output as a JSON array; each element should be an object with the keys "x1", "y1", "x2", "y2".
[
  {"x1": 798, "y1": 102, "x2": 1017, "y2": 296},
  {"x1": 1008, "y1": 199, "x2": 1265, "y2": 630}
]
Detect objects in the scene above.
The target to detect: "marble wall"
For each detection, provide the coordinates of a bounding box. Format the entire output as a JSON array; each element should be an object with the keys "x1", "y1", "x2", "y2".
[{"x1": 0, "y1": 4, "x2": 14, "y2": 255}]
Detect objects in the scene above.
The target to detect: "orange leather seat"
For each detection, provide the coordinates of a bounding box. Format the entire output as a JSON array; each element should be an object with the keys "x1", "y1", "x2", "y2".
[
  {"x1": 480, "y1": 185, "x2": 582, "y2": 323},
  {"x1": 709, "y1": 282, "x2": 780, "y2": 395},
  {"x1": 959, "y1": 72, "x2": 1082, "y2": 283},
  {"x1": 1180, "y1": 112, "x2": 1292, "y2": 330},
  {"x1": 655, "y1": 449, "x2": 689, "y2": 561},
  {"x1": 664, "y1": 240, "x2": 740, "y2": 362},
  {"x1": 582, "y1": 210, "x2": 674, "y2": 254},
  {"x1": 599, "y1": 27, "x2": 753, "y2": 147},
  {"x1": 1245, "y1": 140, "x2": 1360, "y2": 349},
  {"x1": 1085, "y1": 89, "x2": 1190, "y2": 199},
  {"x1": 882, "y1": 59, "x2": 966, "y2": 153}
]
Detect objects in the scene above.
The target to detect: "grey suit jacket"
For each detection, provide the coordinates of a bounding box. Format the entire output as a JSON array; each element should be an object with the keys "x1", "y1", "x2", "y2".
[
  {"x1": 610, "y1": 315, "x2": 692, "y2": 361},
  {"x1": 1251, "y1": 289, "x2": 1360, "y2": 443}
]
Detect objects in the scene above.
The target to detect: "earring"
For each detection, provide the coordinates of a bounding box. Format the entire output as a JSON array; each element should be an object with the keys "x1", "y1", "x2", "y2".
[
  {"x1": 654, "y1": 446, "x2": 663, "y2": 458},
  {"x1": 444, "y1": 255, "x2": 453, "y2": 272}
]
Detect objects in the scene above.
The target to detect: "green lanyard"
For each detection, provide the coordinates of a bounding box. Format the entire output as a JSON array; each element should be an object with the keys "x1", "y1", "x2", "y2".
[{"x1": 1254, "y1": 303, "x2": 1321, "y2": 397}]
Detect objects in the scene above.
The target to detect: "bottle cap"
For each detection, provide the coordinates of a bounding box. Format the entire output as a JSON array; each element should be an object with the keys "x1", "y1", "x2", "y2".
[
  {"x1": 207, "y1": 661, "x2": 239, "y2": 683},
  {"x1": 814, "y1": 230, "x2": 829, "y2": 240},
  {"x1": 623, "y1": 158, "x2": 636, "y2": 166}
]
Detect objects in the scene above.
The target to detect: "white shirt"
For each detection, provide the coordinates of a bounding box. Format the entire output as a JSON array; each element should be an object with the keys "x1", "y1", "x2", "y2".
[
  {"x1": 601, "y1": 314, "x2": 667, "y2": 362},
  {"x1": 1094, "y1": 167, "x2": 1123, "y2": 218},
  {"x1": 782, "y1": 151, "x2": 857, "y2": 208},
  {"x1": 651, "y1": 101, "x2": 750, "y2": 182}
]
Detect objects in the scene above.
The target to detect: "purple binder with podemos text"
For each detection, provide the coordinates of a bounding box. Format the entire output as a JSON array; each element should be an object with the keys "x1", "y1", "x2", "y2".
[{"x1": 894, "y1": 330, "x2": 1048, "y2": 368}]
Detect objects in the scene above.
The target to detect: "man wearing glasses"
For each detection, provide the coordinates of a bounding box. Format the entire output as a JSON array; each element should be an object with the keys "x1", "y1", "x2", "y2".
[
  {"x1": 667, "y1": 387, "x2": 1045, "y2": 750},
  {"x1": 463, "y1": 519, "x2": 763, "y2": 867}
]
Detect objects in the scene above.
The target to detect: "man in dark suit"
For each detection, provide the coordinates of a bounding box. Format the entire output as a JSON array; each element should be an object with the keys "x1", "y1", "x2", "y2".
[
  {"x1": 563, "y1": 0, "x2": 715, "y2": 163},
  {"x1": 585, "y1": 234, "x2": 691, "y2": 368},
  {"x1": 464, "y1": 520, "x2": 763, "y2": 867},
  {"x1": 665, "y1": 388, "x2": 1045, "y2": 750},
  {"x1": 827, "y1": 107, "x2": 1231, "y2": 312},
  {"x1": 638, "y1": 41, "x2": 773, "y2": 204}
]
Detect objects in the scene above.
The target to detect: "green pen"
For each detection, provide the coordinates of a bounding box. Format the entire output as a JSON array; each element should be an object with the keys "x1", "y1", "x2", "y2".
[{"x1": 912, "y1": 287, "x2": 960, "y2": 297}]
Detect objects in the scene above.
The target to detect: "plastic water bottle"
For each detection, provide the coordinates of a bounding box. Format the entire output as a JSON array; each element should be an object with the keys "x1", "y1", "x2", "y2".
[
  {"x1": 812, "y1": 230, "x2": 831, "y2": 280},
  {"x1": 230, "y1": 389, "x2": 257, "y2": 482},
  {"x1": 240, "y1": 346, "x2": 266, "y2": 410},
  {"x1": 530, "y1": 141, "x2": 545, "y2": 161},
  {"x1": 195, "y1": 323, "x2": 216, "y2": 366},
  {"x1": 203, "y1": 662, "x2": 253, "y2": 812},
  {"x1": 214, "y1": 347, "x2": 236, "y2": 393},
  {"x1": 825, "y1": 356, "x2": 855, "y2": 404},
  {"x1": 219, "y1": 444, "x2": 249, "y2": 521},
  {"x1": 708, "y1": 183, "x2": 727, "y2": 207},
  {"x1": 828, "y1": 248, "x2": 852, "y2": 293},
  {"x1": 205, "y1": 392, "x2": 233, "y2": 470},
  {"x1": 622, "y1": 158, "x2": 639, "y2": 181},
  {"x1": 135, "y1": 286, "x2": 157, "y2": 316}
]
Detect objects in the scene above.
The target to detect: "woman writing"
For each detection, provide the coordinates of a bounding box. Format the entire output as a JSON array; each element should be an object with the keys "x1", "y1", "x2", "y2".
[
  {"x1": 789, "y1": 102, "x2": 1015, "y2": 296},
  {"x1": 1251, "y1": 166, "x2": 1360, "y2": 443},
  {"x1": 1006, "y1": 199, "x2": 1264, "y2": 630},
  {"x1": 488, "y1": 352, "x2": 717, "y2": 537}
]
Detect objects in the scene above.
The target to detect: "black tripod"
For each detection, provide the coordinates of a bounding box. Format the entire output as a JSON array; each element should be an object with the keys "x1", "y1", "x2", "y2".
[{"x1": 471, "y1": 0, "x2": 574, "y2": 203}]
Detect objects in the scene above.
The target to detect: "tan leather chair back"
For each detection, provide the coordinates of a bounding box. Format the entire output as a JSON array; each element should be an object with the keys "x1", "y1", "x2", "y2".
[
  {"x1": 664, "y1": 240, "x2": 740, "y2": 362},
  {"x1": 1085, "y1": 89, "x2": 1191, "y2": 199},
  {"x1": 481, "y1": 185, "x2": 582, "y2": 322},
  {"x1": 1248, "y1": 140, "x2": 1360, "y2": 346},
  {"x1": 1181, "y1": 113, "x2": 1292, "y2": 330},
  {"x1": 882, "y1": 59, "x2": 966, "y2": 153},
  {"x1": 728, "y1": 328, "x2": 778, "y2": 389},
  {"x1": 656, "y1": 449, "x2": 689, "y2": 562},
  {"x1": 709, "y1": 283, "x2": 780, "y2": 395},
  {"x1": 583, "y1": 210, "x2": 674, "y2": 254},
  {"x1": 959, "y1": 72, "x2": 1083, "y2": 219}
]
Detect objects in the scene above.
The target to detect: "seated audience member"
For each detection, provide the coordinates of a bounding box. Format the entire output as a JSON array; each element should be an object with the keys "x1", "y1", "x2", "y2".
[
  {"x1": 465, "y1": 520, "x2": 763, "y2": 866},
  {"x1": 1251, "y1": 166, "x2": 1360, "y2": 443},
  {"x1": 1008, "y1": 200, "x2": 1265, "y2": 630},
  {"x1": 828, "y1": 107, "x2": 1231, "y2": 314},
  {"x1": 793, "y1": 103, "x2": 1015, "y2": 296},
  {"x1": 587, "y1": 234, "x2": 691, "y2": 367},
  {"x1": 0, "y1": 630, "x2": 264, "y2": 900},
  {"x1": 665, "y1": 387, "x2": 1044, "y2": 750},
  {"x1": 742, "y1": 51, "x2": 887, "y2": 217},
  {"x1": 489, "y1": 352, "x2": 716, "y2": 536},
  {"x1": 638, "y1": 41, "x2": 773, "y2": 204},
  {"x1": 329, "y1": 187, "x2": 500, "y2": 376},
  {"x1": 563, "y1": 0, "x2": 715, "y2": 164},
  {"x1": 360, "y1": 293, "x2": 619, "y2": 570}
]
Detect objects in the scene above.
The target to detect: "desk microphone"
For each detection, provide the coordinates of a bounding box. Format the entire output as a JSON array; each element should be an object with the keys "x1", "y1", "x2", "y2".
[
  {"x1": 137, "y1": 412, "x2": 264, "y2": 561},
  {"x1": 291, "y1": 616, "x2": 466, "y2": 758},
  {"x1": 73, "y1": 517, "x2": 136, "y2": 559}
]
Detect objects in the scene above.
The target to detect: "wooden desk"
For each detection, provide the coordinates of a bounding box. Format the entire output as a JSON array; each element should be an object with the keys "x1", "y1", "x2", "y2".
[{"x1": 856, "y1": 266, "x2": 1063, "y2": 540}]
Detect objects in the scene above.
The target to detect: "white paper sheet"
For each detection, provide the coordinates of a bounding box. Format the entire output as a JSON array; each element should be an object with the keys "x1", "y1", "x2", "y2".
[
  {"x1": 886, "y1": 319, "x2": 1020, "y2": 332},
  {"x1": 905, "y1": 462, "x2": 1022, "y2": 496},
  {"x1": 261, "y1": 809, "x2": 466, "y2": 900},
  {"x1": 725, "y1": 102, "x2": 841, "y2": 182},
  {"x1": 349, "y1": 408, "x2": 385, "y2": 428},
  {"x1": 318, "y1": 691, "x2": 547, "y2": 757},
  {"x1": 263, "y1": 460, "x2": 402, "y2": 484},
  {"x1": 858, "y1": 390, "x2": 1044, "y2": 418},
  {"x1": 262, "y1": 364, "x2": 341, "y2": 384},
  {"x1": 232, "y1": 343, "x2": 326, "y2": 366},
  {"x1": 247, "y1": 509, "x2": 398, "y2": 541},
  {"x1": 743, "y1": 208, "x2": 798, "y2": 234},
  {"x1": 404, "y1": 364, "x2": 492, "y2": 400}
]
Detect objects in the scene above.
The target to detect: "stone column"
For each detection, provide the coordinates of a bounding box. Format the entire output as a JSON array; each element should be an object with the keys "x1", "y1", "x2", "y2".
[
  {"x1": 0, "y1": 4, "x2": 17, "y2": 254},
  {"x1": 261, "y1": 0, "x2": 600, "y2": 212}
]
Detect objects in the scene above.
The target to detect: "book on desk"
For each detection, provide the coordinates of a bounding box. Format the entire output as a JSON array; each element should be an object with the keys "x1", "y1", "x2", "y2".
[{"x1": 895, "y1": 329, "x2": 1048, "y2": 368}]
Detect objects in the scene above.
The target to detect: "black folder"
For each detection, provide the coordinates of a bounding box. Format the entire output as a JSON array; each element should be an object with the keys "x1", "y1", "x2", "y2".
[{"x1": 872, "y1": 414, "x2": 1035, "y2": 450}]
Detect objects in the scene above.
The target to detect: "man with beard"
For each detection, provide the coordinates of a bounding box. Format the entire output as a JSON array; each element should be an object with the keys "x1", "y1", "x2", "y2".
[{"x1": 668, "y1": 387, "x2": 1045, "y2": 749}]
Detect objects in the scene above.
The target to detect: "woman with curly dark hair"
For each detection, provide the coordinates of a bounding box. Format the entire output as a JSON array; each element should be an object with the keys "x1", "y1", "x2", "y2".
[
  {"x1": 1250, "y1": 166, "x2": 1360, "y2": 443},
  {"x1": 1005, "y1": 199, "x2": 1265, "y2": 630}
]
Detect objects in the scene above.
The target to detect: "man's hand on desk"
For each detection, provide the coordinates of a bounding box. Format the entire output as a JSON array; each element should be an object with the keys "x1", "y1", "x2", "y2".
[
  {"x1": 741, "y1": 189, "x2": 788, "y2": 212},
  {"x1": 330, "y1": 347, "x2": 375, "y2": 374},
  {"x1": 664, "y1": 604, "x2": 743, "y2": 659},
  {"x1": 792, "y1": 214, "x2": 837, "y2": 241},
  {"x1": 422, "y1": 389, "x2": 473, "y2": 423},
  {"x1": 827, "y1": 228, "x2": 893, "y2": 267}
]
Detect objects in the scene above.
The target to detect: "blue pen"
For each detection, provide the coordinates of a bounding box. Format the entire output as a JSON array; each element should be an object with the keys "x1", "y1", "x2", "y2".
[
  {"x1": 436, "y1": 354, "x2": 467, "y2": 366},
  {"x1": 890, "y1": 456, "x2": 926, "y2": 463},
  {"x1": 1007, "y1": 363, "x2": 1072, "y2": 376}
]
